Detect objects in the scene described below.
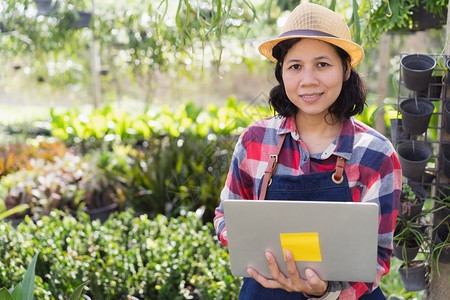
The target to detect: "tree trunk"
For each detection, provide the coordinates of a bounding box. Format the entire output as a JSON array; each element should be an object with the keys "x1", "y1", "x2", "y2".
[
  {"x1": 375, "y1": 33, "x2": 390, "y2": 135},
  {"x1": 89, "y1": 0, "x2": 101, "y2": 108}
]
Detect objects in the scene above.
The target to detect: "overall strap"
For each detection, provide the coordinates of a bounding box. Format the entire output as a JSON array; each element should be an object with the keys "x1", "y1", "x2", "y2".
[
  {"x1": 332, "y1": 156, "x2": 346, "y2": 184},
  {"x1": 259, "y1": 134, "x2": 287, "y2": 200}
]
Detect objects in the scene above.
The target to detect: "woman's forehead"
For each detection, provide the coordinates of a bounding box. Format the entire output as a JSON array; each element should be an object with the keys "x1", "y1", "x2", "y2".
[{"x1": 285, "y1": 39, "x2": 340, "y2": 60}]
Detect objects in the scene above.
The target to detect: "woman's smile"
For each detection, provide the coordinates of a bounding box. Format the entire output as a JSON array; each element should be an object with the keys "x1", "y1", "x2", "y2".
[{"x1": 300, "y1": 93, "x2": 324, "y2": 102}]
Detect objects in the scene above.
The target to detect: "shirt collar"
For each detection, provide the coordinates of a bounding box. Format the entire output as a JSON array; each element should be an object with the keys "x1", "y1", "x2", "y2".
[
  {"x1": 334, "y1": 118, "x2": 355, "y2": 161},
  {"x1": 277, "y1": 116, "x2": 355, "y2": 160},
  {"x1": 278, "y1": 115, "x2": 298, "y2": 135}
]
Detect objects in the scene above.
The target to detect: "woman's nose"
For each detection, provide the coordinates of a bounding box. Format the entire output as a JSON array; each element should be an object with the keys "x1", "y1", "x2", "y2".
[{"x1": 299, "y1": 67, "x2": 318, "y2": 86}]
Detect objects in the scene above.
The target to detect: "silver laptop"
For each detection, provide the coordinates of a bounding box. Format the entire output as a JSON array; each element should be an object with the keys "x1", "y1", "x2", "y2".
[{"x1": 223, "y1": 200, "x2": 379, "y2": 282}]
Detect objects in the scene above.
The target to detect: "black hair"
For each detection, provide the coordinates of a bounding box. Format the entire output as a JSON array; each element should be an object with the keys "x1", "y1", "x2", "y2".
[{"x1": 268, "y1": 38, "x2": 367, "y2": 122}]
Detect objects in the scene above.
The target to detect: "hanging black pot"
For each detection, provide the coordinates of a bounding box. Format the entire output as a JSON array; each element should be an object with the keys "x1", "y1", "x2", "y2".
[
  {"x1": 411, "y1": 1, "x2": 447, "y2": 31},
  {"x1": 35, "y1": 0, "x2": 58, "y2": 16},
  {"x1": 445, "y1": 59, "x2": 450, "y2": 86},
  {"x1": 394, "y1": 241, "x2": 420, "y2": 262},
  {"x1": 0, "y1": 22, "x2": 10, "y2": 33},
  {"x1": 73, "y1": 11, "x2": 92, "y2": 29},
  {"x1": 418, "y1": 76, "x2": 443, "y2": 99},
  {"x1": 398, "y1": 260, "x2": 427, "y2": 292},
  {"x1": 393, "y1": 219, "x2": 422, "y2": 262},
  {"x1": 429, "y1": 76, "x2": 443, "y2": 98},
  {"x1": 83, "y1": 202, "x2": 118, "y2": 223},
  {"x1": 442, "y1": 145, "x2": 450, "y2": 178},
  {"x1": 399, "y1": 98, "x2": 434, "y2": 135},
  {"x1": 389, "y1": 118, "x2": 410, "y2": 144},
  {"x1": 444, "y1": 100, "x2": 450, "y2": 134},
  {"x1": 401, "y1": 54, "x2": 436, "y2": 91},
  {"x1": 418, "y1": 171, "x2": 435, "y2": 195},
  {"x1": 433, "y1": 226, "x2": 450, "y2": 264},
  {"x1": 397, "y1": 141, "x2": 432, "y2": 180}
]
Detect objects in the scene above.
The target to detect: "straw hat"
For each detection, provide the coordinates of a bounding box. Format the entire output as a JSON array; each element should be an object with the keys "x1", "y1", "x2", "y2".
[{"x1": 258, "y1": 3, "x2": 364, "y2": 67}]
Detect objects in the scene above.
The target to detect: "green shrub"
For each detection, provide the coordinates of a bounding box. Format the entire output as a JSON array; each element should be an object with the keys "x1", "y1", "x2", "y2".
[{"x1": 0, "y1": 210, "x2": 241, "y2": 299}]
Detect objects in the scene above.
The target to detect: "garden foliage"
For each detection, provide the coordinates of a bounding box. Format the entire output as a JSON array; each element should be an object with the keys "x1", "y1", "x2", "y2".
[
  {"x1": 0, "y1": 98, "x2": 269, "y2": 222},
  {"x1": 0, "y1": 209, "x2": 241, "y2": 299}
]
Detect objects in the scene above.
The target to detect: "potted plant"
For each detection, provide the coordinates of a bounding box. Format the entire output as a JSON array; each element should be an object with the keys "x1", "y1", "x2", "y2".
[
  {"x1": 76, "y1": 149, "x2": 129, "y2": 222},
  {"x1": 393, "y1": 217, "x2": 426, "y2": 262},
  {"x1": 0, "y1": 149, "x2": 125, "y2": 224},
  {"x1": 398, "y1": 183, "x2": 426, "y2": 220},
  {"x1": 1, "y1": 153, "x2": 85, "y2": 224},
  {"x1": 432, "y1": 225, "x2": 450, "y2": 265},
  {"x1": 410, "y1": 0, "x2": 447, "y2": 31},
  {"x1": 434, "y1": 186, "x2": 450, "y2": 226},
  {"x1": 398, "y1": 259, "x2": 429, "y2": 292},
  {"x1": 55, "y1": 0, "x2": 92, "y2": 31},
  {"x1": 394, "y1": 215, "x2": 432, "y2": 292}
]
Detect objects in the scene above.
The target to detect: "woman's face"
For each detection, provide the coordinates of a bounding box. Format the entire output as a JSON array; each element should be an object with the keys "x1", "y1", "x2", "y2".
[{"x1": 282, "y1": 38, "x2": 350, "y2": 120}]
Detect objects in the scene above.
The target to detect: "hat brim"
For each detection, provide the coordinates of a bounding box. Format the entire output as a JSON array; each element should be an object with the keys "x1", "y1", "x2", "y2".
[{"x1": 258, "y1": 35, "x2": 364, "y2": 68}]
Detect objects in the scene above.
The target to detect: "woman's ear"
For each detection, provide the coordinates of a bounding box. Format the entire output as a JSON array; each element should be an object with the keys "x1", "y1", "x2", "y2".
[{"x1": 344, "y1": 59, "x2": 351, "y2": 81}]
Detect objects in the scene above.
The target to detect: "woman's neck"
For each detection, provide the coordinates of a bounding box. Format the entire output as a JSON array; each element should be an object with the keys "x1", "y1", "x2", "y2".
[{"x1": 295, "y1": 113, "x2": 342, "y2": 155}]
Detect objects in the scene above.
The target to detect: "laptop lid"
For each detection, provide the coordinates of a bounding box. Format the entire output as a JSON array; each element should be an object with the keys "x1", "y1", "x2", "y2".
[{"x1": 223, "y1": 199, "x2": 379, "y2": 282}]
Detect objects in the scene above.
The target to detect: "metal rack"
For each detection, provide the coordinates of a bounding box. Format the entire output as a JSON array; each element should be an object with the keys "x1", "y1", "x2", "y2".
[{"x1": 396, "y1": 53, "x2": 450, "y2": 195}]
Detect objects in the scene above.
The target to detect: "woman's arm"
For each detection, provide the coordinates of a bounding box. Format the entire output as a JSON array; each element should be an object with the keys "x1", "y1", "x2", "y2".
[{"x1": 214, "y1": 132, "x2": 254, "y2": 246}]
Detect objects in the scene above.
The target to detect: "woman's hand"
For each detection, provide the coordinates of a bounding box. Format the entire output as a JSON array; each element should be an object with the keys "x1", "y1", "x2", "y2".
[{"x1": 247, "y1": 250, "x2": 328, "y2": 297}]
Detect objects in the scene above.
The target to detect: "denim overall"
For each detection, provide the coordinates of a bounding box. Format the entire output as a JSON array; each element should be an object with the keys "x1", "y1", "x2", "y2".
[{"x1": 238, "y1": 135, "x2": 386, "y2": 300}]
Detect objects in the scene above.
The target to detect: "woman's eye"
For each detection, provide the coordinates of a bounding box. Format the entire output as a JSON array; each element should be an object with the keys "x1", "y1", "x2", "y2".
[
  {"x1": 290, "y1": 64, "x2": 301, "y2": 70},
  {"x1": 318, "y1": 62, "x2": 329, "y2": 68}
]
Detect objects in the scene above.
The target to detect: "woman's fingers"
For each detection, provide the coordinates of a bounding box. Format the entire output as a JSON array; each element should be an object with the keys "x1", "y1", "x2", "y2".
[
  {"x1": 247, "y1": 250, "x2": 328, "y2": 296},
  {"x1": 284, "y1": 250, "x2": 305, "y2": 289},
  {"x1": 247, "y1": 267, "x2": 279, "y2": 289},
  {"x1": 265, "y1": 251, "x2": 289, "y2": 283},
  {"x1": 304, "y1": 268, "x2": 329, "y2": 296},
  {"x1": 247, "y1": 252, "x2": 290, "y2": 290}
]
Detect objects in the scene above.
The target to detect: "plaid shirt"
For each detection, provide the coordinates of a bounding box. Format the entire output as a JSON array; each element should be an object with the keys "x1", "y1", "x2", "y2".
[{"x1": 214, "y1": 115, "x2": 401, "y2": 299}]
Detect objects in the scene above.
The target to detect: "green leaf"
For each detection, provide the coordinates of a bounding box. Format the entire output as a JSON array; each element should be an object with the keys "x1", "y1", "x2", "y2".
[
  {"x1": 10, "y1": 284, "x2": 22, "y2": 300},
  {"x1": 68, "y1": 281, "x2": 89, "y2": 300},
  {"x1": 352, "y1": 0, "x2": 360, "y2": 45},
  {"x1": 0, "y1": 287, "x2": 15, "y2": 300},
  {"x1": 21, "y1": 253, "x2": 39, "y2": 300},
  {"x1": 0, "y1": 204, "x2": 29, "y2": 220}
]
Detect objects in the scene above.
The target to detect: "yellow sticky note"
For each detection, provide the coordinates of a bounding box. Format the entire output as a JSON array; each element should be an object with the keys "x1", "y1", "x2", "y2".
[{"x1": 280, "y1": 232, "x2": 322, "y2": 262}]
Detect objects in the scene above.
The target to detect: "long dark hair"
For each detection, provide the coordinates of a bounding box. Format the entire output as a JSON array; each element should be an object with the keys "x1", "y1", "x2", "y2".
[{"x1": 269, "y1": 38, "x2": 367, "y2": 121}]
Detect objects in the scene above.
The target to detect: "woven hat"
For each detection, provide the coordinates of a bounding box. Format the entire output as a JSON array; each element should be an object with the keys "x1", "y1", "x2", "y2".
[{"x1": 258, "y1": 3, "x2": 364, "y2": 67}]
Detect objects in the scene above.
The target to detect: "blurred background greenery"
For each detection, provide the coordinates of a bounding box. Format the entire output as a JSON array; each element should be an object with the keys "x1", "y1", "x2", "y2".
[{"x1": 1, "y1": 0, "x2": 449, "y2": 299}]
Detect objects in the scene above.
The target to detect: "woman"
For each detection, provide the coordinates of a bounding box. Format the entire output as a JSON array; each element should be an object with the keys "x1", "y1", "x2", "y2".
[{"x1": 214, "y1": 3, "x2": 401, "y2": 300}]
